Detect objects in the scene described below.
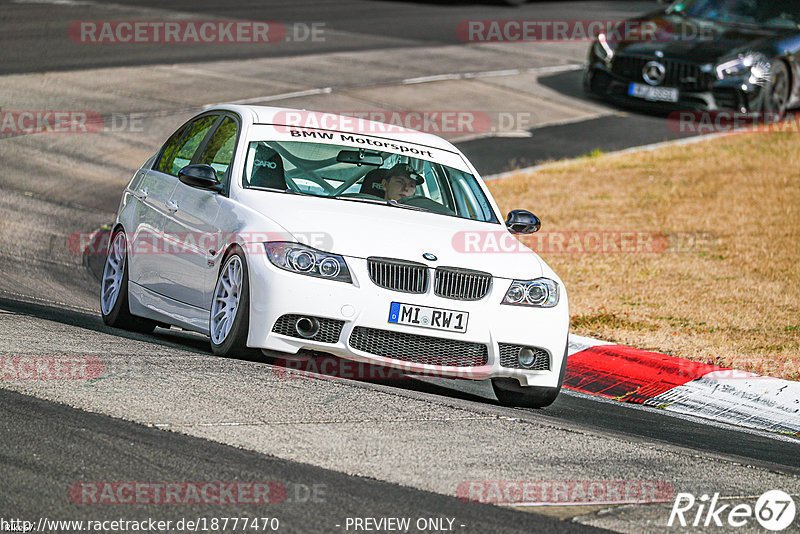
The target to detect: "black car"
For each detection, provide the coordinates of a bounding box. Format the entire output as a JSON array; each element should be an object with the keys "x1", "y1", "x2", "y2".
[{"x1": 585, "y1": 0, "x2": 800, "y2": 118}]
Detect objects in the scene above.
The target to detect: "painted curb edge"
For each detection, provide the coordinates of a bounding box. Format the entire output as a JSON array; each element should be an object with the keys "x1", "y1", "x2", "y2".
[{"x1": 566, "y1": 334, "x2": 800, "y2": 436}]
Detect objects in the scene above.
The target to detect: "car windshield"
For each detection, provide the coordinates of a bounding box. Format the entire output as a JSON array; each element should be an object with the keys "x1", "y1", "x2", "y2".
[
  {"x1": 242, "y1": 140, "x2": 499, "y2": 223},
  {"x1": 672, "y1": 0, "x2": 800, "y2": 28}
]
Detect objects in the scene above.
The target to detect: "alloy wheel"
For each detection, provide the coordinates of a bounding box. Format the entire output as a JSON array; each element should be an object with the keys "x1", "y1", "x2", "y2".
[
  {"x1": 210, "y1": 255, "x2": 244, "y2": 344},
  {"x1": 101, "y1": 232, "x2": 126, "y2": 316}
]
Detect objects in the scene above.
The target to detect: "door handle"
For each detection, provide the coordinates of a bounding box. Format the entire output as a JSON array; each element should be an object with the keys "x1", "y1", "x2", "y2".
[
  {"x1": 132, "y1": 188, "x2": 148, "y2": 201},
  {"x1": 166, "y1": 200, "x2": 179, "y2": 213}
]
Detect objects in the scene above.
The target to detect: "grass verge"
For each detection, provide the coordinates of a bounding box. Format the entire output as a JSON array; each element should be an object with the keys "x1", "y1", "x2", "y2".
[{"x1": 487, "y1": 131, "x2": 800, "y2": 380}]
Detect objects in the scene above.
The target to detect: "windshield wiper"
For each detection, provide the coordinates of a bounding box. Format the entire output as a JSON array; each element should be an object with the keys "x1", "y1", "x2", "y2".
[
  {"x1": 282, "y1": 188, "x2": 316, "y2": 196},
  {"x1": 332, "y1": 196, "x2": 386, "y2": 205},
  {"x1": 387, "y1": 200, "x2": 428, "y2": 212},
  {"x1": 331, "y1": 195, "x2": 430, "y2": 212}
]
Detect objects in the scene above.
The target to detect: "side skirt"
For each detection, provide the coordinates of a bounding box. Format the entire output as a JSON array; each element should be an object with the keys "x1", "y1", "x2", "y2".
[{"x1": 128, "y1": 282, "x2": 210, "y2": 335}]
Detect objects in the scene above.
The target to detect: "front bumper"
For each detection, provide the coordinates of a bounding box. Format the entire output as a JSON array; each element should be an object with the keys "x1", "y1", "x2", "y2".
[
  {"x1": 245, "y1": 250, "x2": 569, "y2": 388},
  {"x1": 584, "y1": 59, "x2": 766, "y2": 113}
]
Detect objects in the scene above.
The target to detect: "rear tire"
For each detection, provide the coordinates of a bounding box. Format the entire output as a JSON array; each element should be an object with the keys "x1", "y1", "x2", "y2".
[
  {"x1": 100, "y1": 229, "x2": 157, "y2": 334},
  {"x1": 209, "y1": 249, "x2": 251, "y2": 357},
  {"x1": 492, "y1": 344, "x2": 568, "y2": 408}
]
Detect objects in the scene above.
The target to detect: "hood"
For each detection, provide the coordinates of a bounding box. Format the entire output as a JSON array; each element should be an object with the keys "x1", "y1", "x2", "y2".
[
  {"x1": 616, "y1": 14, "x2": 784, "y2": 62},
  {"x1": 239, "y1": 191, "x2": 544, "y2": 280}
]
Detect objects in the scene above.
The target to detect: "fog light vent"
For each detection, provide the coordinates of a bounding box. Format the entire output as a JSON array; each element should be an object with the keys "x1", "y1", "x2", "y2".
[{"x1": 499, "y1": 344, "x2": 550, "y2": 371}]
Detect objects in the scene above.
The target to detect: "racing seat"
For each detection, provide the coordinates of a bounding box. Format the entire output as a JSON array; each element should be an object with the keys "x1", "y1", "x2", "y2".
[
  {"x1": 250, "y1": 145, "x2": 286, "y2": 190},
  {"x1": 359, "y1": 168, "x2": 388, "y2": 198}
]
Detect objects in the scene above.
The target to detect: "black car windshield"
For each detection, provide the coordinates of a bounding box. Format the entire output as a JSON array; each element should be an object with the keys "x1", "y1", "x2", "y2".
[
  {"x1": 242, "y1": 140, "x2": 499, "y2": 223},
  {"x1": 672, "y1": 0, "x2": 800, "y2": 28}
]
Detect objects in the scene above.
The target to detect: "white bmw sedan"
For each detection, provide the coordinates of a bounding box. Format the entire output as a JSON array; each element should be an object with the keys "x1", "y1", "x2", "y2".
[{"x1": 101, "y1": 105, "x2": 569, "y2": 407}]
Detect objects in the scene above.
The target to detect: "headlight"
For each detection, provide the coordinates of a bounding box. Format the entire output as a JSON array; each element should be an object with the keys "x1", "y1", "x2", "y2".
[
  {"x1": 502, "y1": 278, "x2": 559, "y2": 308},
  {"x1": 593, "y1": 33, "x2": 614, "y2": 63},
  {"x1": 715, "y1": 53, "x2": 770, "y2": 81},
  {"x1": 264, "y1": 242, "x2": 352, "y2": 283}
]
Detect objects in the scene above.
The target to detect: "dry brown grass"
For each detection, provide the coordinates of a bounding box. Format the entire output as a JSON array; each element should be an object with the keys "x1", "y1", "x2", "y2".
[{"x1": 487, "y1": 131, "x2": 800, "y2": 380}]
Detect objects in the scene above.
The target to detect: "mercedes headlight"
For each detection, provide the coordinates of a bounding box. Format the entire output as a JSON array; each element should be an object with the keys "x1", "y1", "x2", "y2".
[
  {"x1": 264, "y1": 242, "x2": 352, "y2": 283},
  {"x1": 715, "y1": 53, "x2": 770, "y2": 82},
  {"x1": 502, "y1": 278, "x2": 559, "y2": 308},
  {"x1": 593, "y1": 33, "x2": 615, "y2": 64}
]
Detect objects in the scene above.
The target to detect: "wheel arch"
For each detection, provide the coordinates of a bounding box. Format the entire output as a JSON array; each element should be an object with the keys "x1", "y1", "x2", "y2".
[
  {"x1": 217, "y1": 242, "x2": 248, "y2": 279},
  {"x1": 110, "y1": 222, "x2": 125, "y2": 237},
  {"x1": 107, "y1": 222, "x2": 127, "y2": 257}
]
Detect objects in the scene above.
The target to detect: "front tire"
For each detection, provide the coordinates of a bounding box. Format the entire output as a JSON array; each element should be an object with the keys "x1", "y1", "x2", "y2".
[
  {"x1": 492, "y1": 344, "x2": 569, "y2": 408},
  {"x1": 100, "y1": 229, "x2": 156, "y2": 333},
  {"x1": 209, "y1": 249, "x2": 251, "y2": 357},
  {"x1": 759, "y1": 60, "x2": 790, "y2": 122}
]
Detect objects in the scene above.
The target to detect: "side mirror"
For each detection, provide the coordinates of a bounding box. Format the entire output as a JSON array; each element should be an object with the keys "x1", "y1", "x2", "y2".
[
  {"x1": 178, "y1": 164, "x2": 223, "y2": 192},
  {"x1": 505, "y1": 209, "x2": 541, "y2": 234}
]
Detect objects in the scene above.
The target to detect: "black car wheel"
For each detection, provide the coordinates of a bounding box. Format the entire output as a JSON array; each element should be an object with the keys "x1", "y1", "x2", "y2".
[{"x1": 761, "y1": 60, "x2": 791, "y2": 122}]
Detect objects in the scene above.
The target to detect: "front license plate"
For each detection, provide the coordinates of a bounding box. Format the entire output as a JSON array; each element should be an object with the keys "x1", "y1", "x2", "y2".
[
  {"x1": 628, "y1": 83, "x2": 679, "y2": 103},
  {"x1": 388, "y1": 302, "x2": 468, "y2": 333}
]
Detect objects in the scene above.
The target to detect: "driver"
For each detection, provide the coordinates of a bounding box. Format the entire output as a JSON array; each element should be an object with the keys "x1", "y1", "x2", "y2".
[{"x1": 381, "y1": 163, "x2": 424, "y2": 201}]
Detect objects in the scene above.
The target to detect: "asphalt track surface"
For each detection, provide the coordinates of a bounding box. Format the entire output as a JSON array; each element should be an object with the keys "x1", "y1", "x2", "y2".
[
  {"x1": 1, "y1": 0, "x2": 659, "y2": 74},
  {"x1": 2, "y1": 0, "x2": 800, "y2": 532},
  {"x1": 1, "y1": 0, "x2": 705, "y2": 174},
  {"x1": 4, "y1": 294, "x2": 800, "y2": 473},
  {"x1": 2, "y1": 387, "x2": 605, "y2": 533},
  {"x1": 459, "y1": 70, "x2": 701, "y2": 175}
]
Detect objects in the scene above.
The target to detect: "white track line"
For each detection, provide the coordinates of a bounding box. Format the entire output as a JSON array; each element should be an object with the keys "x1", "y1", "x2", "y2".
[
  {"x1": 215, "y1": 63, "x2": 585, "y2": 108},
  {"x1": 402, "y1": 64, "x2": 582, "y2": 85},
  {"x1": 224, "y1": 87, "x2": 333, "y2": 107}
]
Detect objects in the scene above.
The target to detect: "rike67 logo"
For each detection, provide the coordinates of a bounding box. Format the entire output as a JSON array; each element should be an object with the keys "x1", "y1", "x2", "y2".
[{"x1": 669, "y1": 490, "x2": 796, "y2": 531}]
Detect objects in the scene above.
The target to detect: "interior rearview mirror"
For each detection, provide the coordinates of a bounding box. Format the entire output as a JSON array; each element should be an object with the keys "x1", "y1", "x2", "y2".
[{"x1": 337, "y1": 149, "x2": 383, "y2": 167}]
